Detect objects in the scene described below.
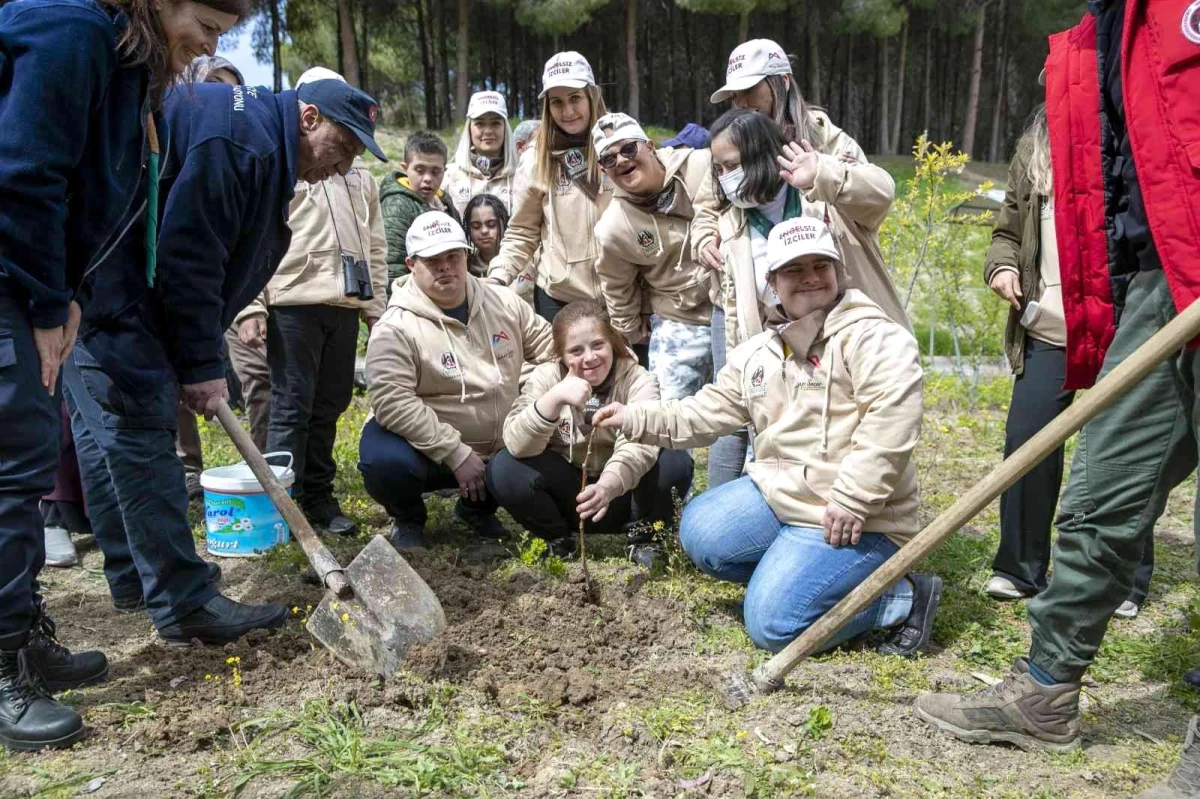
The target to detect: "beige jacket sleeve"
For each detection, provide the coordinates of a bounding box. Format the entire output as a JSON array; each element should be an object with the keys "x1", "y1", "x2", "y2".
[
  {"x1": 519, "y1": 297, "x2": 555, "y2": 363},
  {"x1": 723, "y1": 239, "x2": 739, "y2": 351},
  {"x1": 827, "y1": 321, "x2": 924, "y2": 522},
  {"x1": 502, "y1": 363, "x2": 560, "y2": 459},
  {"x1": 234, "y1": 292, "x2": 268, "y2": 325},
  {"x1": 487, "y1": 159, "x2": 545, "y2": 286},
  {"x1": 624, "y1": 359, "x2": 751, "y2": 449},
  {"x1": 601, "y1": 365, "x2": 661, "y2": 493},
  {"x1": 594, "y1": 217, "x2": 644, "y2": 339},
  {"x1": 804, "y1": 156, "x2": 896, "y2": 233},
  {"x1": 363, "y1": 178, "x2": 389, "y2": 320},
  {"x1": 690, "y1": 163, "x2": 721, "y2": 259},
  {"x1": 365, "y1": 322, "x2": 468, "y2": 468}
]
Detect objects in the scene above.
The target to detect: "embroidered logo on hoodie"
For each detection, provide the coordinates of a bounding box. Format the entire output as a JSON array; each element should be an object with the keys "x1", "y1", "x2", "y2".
[
  {"x1": 558, "y1": 417, "x2": 574, "y2": 442},
  {"x1": 637, "y1": 229, "x2": 656, "y2": 253},
  {"x1": 1185, "y1": 0, "x2": 1200, "y2": 45},
  {"x1": 749, "y1": 365, "x2": 767, "y2": 398},
  {"x1": 440, "y1": 350, "x2": 460, "y2": 377}
]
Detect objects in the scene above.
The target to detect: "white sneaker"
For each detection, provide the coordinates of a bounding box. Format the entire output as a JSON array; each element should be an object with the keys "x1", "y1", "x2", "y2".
[
  {"x1": 44, "y1": 525, "x2": 79, "y2": 568},
  {"x1": 1114, "y1": 600, "x2": 1140, "y2": 619},
  {"x1": 984, "y1": 575, "x2": 1025, "y2": 600}
]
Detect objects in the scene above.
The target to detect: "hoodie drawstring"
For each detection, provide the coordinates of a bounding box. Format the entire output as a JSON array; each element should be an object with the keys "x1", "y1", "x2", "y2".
[
  {"x1": 436, "y1": 316, "x2": 468, "y2": 404},
  {"x1": 818, "y1": 343, "x2": 835, "y2": 457}
]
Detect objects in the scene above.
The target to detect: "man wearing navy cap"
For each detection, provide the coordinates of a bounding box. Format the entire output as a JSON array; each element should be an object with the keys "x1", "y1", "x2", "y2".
[{"x1": 62, "y1": 79, "x2": 386, "y2": 647}]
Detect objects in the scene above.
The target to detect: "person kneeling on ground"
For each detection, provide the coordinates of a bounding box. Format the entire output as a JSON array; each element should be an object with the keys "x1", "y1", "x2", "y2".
[
  {"x1": 359, "y1": 211, "x2": 555, "y2": 551},
  {"x1": 487, "y1": 300, "x2": 694, "y2": 562},
  {"x1": 595, "y1": 217, "x2": 940, "y2": 656}
]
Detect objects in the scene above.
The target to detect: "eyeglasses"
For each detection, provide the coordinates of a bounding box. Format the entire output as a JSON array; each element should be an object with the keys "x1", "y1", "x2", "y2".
[{"x1": 599, "y1": 141, "x2": 641, "y2": 170}]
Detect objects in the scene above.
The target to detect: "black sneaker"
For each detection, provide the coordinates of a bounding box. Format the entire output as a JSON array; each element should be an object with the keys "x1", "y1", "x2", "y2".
[
  {"x1": 877, "y1": 573, "x2": 943, "y2": 657},
  {"x1": 453, "y1": 501, "x2": 509, "y2": 540},
  {"x1": 0, "y1": 647, "x2": 85, "y2": 751},
  {"x1": 546, "y1": 537, "x2": 577, "y2": 559},
  {"x1": 24, "y1": 612, "x2": 108, "y2": 693},
  {"x1": 304, "y1": 496, "x2": 358, "y2": 537},
  {"x1": 388, "y1": 520, "x2": 428, "y2": 553},
  {"x1": 112, "y1": 594, "x2": 146, "y2": 614},
  {"x1": 157, "y1": 595, "x2": 287, "y2": 647}
]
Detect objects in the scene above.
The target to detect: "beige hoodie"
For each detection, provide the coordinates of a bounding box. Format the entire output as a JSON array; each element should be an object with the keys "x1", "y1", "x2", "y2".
[
  {"x1": 486, "y1": 144, "x2": 614, "y2": 304},
  {"x1": 503, "y1": 357, "x2": 660, "y2": 493},
  {"x1": 594, "y1": 146, "x2": 716, "y2": 337},
  {"x1": 623, "y1": 289, "x2": 922, "y2": 546},
  {"x1": 690, "y1": 111, "x2": 908, "y2": 348},
  {"x1": 237, "y1": 166, "x2": 388, "y2": 323},
  {"x1": 366, "y1": 275, "x2": 556, "y2": 469},
  {"x1": 442, "y1": 119, "x2": 519, "y2": 218}
]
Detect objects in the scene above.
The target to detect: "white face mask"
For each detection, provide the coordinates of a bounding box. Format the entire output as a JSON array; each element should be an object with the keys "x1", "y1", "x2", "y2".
[{"x1": 718, "y1": 167, "x2": 756, "y2": 209}]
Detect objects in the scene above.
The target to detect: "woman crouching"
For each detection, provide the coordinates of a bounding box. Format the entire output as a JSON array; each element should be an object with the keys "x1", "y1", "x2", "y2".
[
  {"x1": 595, "y1": 218, "x2": 940, "y2": 655},
  {"x1": 486, "y1": 301, "x2": 693, "y2": 559}
]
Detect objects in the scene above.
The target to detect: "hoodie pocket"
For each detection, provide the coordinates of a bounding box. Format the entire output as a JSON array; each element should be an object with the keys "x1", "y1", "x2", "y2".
[{"x1": 273, "y1": 249, "x2": 338, "y2": 300}]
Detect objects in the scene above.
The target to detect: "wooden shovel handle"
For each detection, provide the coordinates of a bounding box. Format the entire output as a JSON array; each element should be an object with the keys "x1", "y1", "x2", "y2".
[
  {"x1": 755, "y1": 296, "x2": 1200, "y2": 688},
  {"x1": 214, "y1": 400, "x2": 351, "y2": 597}
]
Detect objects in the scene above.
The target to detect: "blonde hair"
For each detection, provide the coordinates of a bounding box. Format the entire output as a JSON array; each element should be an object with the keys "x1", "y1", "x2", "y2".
[
  {"x1": 1021, "y1": 105, "x2": 1053, "y2": 197},
  {"x1": 533, "y1": 84, "x2": 608, "y2": 189}
]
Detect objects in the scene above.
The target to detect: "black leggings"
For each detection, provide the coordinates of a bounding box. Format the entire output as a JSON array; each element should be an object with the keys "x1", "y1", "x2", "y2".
[{"x1": 485, "y1": 448, "x2": 693, "y2": 540}]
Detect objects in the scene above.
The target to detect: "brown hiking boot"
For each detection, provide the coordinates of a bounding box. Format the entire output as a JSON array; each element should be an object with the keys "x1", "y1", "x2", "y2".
[
  {"x1": 1137, "y1": 716, "x2": 1200, "y2": 798},
  {"x1": 913, "y1": 657, "x2": 1081, "y2": 753}
]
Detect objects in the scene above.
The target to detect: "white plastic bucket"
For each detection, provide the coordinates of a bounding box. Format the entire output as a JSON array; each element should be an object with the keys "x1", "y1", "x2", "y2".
[{"x1": 201, "y1": 452, "x2": 295, "y2": 558}]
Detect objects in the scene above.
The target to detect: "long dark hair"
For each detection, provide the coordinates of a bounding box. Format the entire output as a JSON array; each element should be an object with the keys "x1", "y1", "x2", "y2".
[
  {"x1": 709, "y1": 108, "x2": 788, "y2": 208},
  {"x1": 463, "y1": 193, "x2": 510, "y2": 245},
  {"x1": 100, "y1": 0, "x2": 251, "y2": 106}
]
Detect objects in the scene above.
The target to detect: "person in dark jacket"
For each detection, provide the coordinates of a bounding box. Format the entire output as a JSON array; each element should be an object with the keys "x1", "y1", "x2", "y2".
[
  {"x1": 982, "y1": 104, "x2": 1152, "y2": 617},
  {"x1": 62, "y1": 79, "x2": 385, "y2": 669},
  {"x1": 0, "y1": 0, "x2": 247, "y2": 751},
  {"x1": 916, "y1": 0, "x2": 1200, "y2": 761}
]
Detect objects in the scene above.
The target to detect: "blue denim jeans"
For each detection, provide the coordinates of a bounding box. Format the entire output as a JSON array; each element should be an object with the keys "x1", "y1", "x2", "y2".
[
  {"x1": 63, "y1": 341, "x2": 219, "y2": 627},
  {"x1": 706, "y1": 306, "x2": 749, "y2": 488},
  {"x1": 0, "y1": 283, "x2": 58, "y2": 646},
  {"x1": 680, "y1": 476, "x2": 913, "y2": 652}
]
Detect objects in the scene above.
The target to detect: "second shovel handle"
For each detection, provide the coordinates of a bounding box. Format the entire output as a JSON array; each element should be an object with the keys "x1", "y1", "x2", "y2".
[{"x1": 214, "y1": 400, "x2": 352, "y2": 597}]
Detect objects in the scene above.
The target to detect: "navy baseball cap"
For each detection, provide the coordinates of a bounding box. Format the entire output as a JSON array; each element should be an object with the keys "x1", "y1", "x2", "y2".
[{"x1": 296, "y1": 79, "x2": 387, "y2": 162}]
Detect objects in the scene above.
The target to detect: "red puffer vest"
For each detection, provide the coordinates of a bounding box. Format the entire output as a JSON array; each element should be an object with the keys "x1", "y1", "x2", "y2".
[{"x1": 1046, "y1": 0, "x2": 1200, "y2": 389}]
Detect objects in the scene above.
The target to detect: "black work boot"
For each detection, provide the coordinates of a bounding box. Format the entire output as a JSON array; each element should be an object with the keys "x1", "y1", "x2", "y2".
[
  {"x1": 388, "y1": 520, "x2": 428, "y2": 552},
  {"x1": 877, "y1": 573, "x2": 943, "y2": 657},
  {"x1": 24, "y1": 611, "x2": 108, "y2": 693},
  {"x1": 304, "y1": 496, "x2": 358, "y2": 537},
  {"x1": 453, "y1": 501, "x2": 510, "y2": 540},
  {"x1": 157, "y1": 594, "x2": 287, "y2": 647},
  {"x1": 0, "y1": 645, "x2": 85, "y2": 751}
]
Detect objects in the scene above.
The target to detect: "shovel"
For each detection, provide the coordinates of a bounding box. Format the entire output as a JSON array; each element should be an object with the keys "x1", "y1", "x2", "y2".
[
  {"x1": 213, "y1": 399, "x2": 446, "y2": 676},
  {"x1": 721, "y1": 296, "x2": 1200, "y2": 708}
]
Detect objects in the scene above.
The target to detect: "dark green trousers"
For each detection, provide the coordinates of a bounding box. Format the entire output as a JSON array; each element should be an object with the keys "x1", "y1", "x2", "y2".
[{"x1": 1030, "y1": 270, "x2": 1198, "y2": 682}]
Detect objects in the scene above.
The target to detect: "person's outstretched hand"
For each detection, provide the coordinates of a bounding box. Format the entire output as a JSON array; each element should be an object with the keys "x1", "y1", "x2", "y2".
[
  {"x1": 777, "y1": 140, "x2": 820, "y2": 191},
  {"x1": 591, "y1": 402, "x2": 626, "y2": 430}
]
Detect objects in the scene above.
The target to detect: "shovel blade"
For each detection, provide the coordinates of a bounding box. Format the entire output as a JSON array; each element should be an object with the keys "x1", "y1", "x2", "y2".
[{"x1": 306, "y1": 536, "x2": 446, "y2": 676}]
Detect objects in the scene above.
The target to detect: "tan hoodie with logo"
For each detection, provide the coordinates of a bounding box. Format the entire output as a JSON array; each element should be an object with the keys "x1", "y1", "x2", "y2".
[
  {"x1": 503, "y1": 357, "x2": 661, "y2": 493},
  {"x1": 365, "y1": 275, "x2": 556, "y2": 470},
  {"x1": 622, "y1": 289, "x2": 922, "y2": 546},
  {"x1": 236, "y1": 166, "x2": 388, "y2": 324},
  {"x1": 690, "y1": 111, "x2": 909, "y2": 349},
  {"x1": 486, "y1": 144, "x2": 614, "y2": 304},
  {"x1": 594, "y1": 146, "x2": 716, "y2": 338},
  {"x1": 442, "y1": 119, "x2": 519, "y2": 218}
]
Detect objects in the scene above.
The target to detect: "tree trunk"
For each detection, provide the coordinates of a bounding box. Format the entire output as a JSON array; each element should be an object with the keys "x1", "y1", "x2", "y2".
[
  {"x1": 738, "y1": 9, "x2": 749, "y2": 42},
  {"x1": 961, "y1": 4, "x2": 988, "y2": 157},
  {"x1": 877, "y1": 36, "x2": 890, "y2": 154},
  {"x1": 685, "y1": 11, "x2": 701, "y2": 121},
  {"x1": 842, "y1": 35, "x2": 854, "y2": 128},
  {"x1": 891, "y1": 17, "x2": 908, "y2": 154},
  {"x1": 337, "y1": 0, "x2": 360, "y2": 86},
  {"x1": 625, "y1": 0, "x2": 639, "y2": 119},
  {"x1": 921, "y1": 23, "x2": 932, "y2": 137},
  {"x1": 437, "y1": 0, "x2": 451, "y2": 123},
  {"x1": 666, "y1": 1, "x2": 677, "y2": 127},
  {"x1": 508, "y1": 5, "x2": 518, "y2": 114},
  {"x1": 269, "y1": 0, "x2": 282, "y2": 91},
  {"x1": 416, "y1": 0, "x2": 436, "y2": 128},
  {"x1": 987, "y1": 0, "x2": 1010, "y2": 163},
  {"x1": 358, "y1": 0, "x2": 369, "y2": 93},
  {"x1": 456, "y1": 0, "x2": 468, "y2": 116},
  {"x1": 806, "y1": 2, "x2": 820, "y2": 103}
]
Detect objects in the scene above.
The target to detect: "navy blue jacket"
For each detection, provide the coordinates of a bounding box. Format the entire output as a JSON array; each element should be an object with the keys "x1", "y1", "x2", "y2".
[
  {"x1": 82, "y1": 83, "x2": 299, "y2": 390},
  {"x1": 0, "y1": 0, "x2": 150, "y2": 328}
]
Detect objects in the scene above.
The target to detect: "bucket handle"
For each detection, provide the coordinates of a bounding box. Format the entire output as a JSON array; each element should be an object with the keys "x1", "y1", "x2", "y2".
[{"x1": 254, "y1": 451, "x2": 294, "y2": 472}]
